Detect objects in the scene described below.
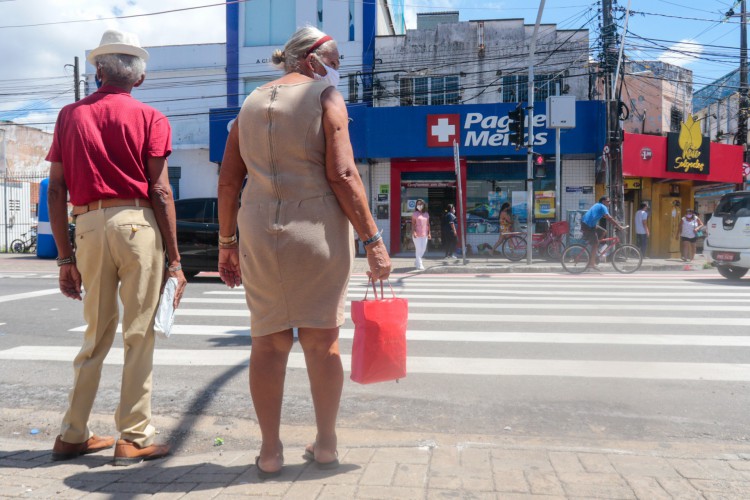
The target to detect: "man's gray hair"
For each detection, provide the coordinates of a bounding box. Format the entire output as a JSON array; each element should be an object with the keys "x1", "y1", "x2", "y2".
[
  {"x1": 95, "y1": 53, "x2": 146, "y2": 85},
  {"x1": 271, "y1": 26, "x2": 335, "y2": 73}
]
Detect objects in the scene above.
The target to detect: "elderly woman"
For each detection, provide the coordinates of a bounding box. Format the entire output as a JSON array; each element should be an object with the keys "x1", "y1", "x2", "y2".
[{"x1": 217, "y1": 26, "x2": 391, "y2": 478}]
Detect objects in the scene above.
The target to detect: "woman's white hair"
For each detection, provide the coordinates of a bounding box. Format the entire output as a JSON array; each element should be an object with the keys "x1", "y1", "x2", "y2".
[
  {"x1": 94, "y1": 53, "x2": 146, "y2": 85},
  {"x1": 271, "y1": 26, "x2": 336, "y2": 73}
]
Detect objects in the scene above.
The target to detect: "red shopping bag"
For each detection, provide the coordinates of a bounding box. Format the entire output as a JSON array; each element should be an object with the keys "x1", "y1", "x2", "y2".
[{"x1": 350, "y1": 279, "x2": 408, "y2": 384}]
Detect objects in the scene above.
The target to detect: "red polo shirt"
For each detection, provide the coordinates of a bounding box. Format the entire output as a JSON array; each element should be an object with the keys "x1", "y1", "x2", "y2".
[{"x1": 46, "y1": 85, "x2": 172, "y2": 206}]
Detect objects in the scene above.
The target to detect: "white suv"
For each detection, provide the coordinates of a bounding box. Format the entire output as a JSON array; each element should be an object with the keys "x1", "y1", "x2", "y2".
[{"x1": 703, "y1": 191, "x2": 750, "y2": 280}]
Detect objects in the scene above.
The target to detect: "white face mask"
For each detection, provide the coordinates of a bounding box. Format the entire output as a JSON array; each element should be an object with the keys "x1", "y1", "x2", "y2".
[
  {"x1": 313, "y1": 56, "x2": 340, "y2": 87},
  {"x1": 416, "y1": 204, "x2": 424, "y2": 210}
]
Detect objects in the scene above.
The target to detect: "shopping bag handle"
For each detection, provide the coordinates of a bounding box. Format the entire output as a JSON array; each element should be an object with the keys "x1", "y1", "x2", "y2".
[{"x1": 363, "y1": 278, "x2": 396, "y2": 300}]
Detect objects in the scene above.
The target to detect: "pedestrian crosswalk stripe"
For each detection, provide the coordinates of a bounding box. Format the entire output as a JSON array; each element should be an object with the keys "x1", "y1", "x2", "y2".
[
  {"x1": 66, "y1": 324, "x2": 750, "y2": 347},
  {"x1": 179, "y1": 298, "x2": 749, "y2": 313},
  {"x1": 2, "y1": 345, "x2": 750, "y2": 381},
  {"x1": 0, "y1": 288, "x2": 59, "y2": 303},
  {"x1": 205, "y1": 290, "x2": 750, "y2": 301},
  {"x1": 167, "y1": 308, "x2": 749, "y2": 325}
]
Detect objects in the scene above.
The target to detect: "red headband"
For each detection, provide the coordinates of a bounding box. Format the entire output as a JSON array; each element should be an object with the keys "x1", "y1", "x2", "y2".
[{"x1": 305, "y1": 35, "x2": 332, "y2": 57}]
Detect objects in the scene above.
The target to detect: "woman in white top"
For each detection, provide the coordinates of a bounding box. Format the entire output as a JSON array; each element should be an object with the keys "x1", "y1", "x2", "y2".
[{"x1": 675, "y1": 207, "x2": 704, "y2": 262}]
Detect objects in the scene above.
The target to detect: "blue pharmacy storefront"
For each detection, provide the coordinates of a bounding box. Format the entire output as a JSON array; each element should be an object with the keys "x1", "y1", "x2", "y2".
[{"x1": 210, "y1": 100, "x2": 607, "y2": 254}]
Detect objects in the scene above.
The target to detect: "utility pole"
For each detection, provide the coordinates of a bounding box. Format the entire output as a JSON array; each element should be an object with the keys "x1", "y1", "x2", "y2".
[
  {"x1": 525, "y1": 0, "x2": 547, "y2": 265},
  {"x1": 65, "y1": 57, "x2": 82, "y2": 102},
  {"x1": 738, "y1": 0, "x2": 748, "y2": 158},
  {"x1": 602, "y1": 0, "x2": 624, "y2": 226},
  {"x1": 73, "y1": 57, "x2": 80, "y2": 102}
]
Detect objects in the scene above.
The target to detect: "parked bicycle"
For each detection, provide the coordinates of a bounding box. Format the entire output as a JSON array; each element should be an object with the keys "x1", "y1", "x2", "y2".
[
  {"x1": 502, "y1": 220, "x2": 569, "y2": 261},
  {"x1": 561, "y1": 224, "x2": 642, "y2": 274},
  {"x1": 10, "y1": 226, "x2": 38, "y2": 254}
]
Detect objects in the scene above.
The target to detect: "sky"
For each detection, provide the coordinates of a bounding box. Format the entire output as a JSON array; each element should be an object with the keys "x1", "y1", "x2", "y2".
[{"x1": 0, "y1": 0, "x2": 745, "y2": 131}]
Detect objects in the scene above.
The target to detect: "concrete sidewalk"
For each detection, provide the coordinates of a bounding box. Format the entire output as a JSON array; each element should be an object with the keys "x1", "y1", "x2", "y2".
[
  {"x1": 354, "y1": 252, "x2": 709, "y2": 275},
  {"x1": 0, "y1": 251, "x2": 710, "y2": 276},
  {"x1": 2, "y1": 432, "x2": 750, "y2": 499}
]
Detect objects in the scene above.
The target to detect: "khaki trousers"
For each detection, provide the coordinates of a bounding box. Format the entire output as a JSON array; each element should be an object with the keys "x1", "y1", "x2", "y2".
[{"x1": 60, "y1": 206, "x2": 164, "y2": 447}]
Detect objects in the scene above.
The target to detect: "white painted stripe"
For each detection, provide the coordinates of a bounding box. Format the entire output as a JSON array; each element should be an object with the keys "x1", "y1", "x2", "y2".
[
  {"x1": 348, "y1": 283, "x2": 750, "y2": 291},
  {"x1": 206, "y1": 289, "x2": 750, "y2": 300},
  {"x1": 404, "y1": 313, "x2": 750, "y2": 326},
  {"x1": 180, "y1": 298, "x2": 749, "y2": 313},
  {"x1": 2, "y1": 346, "x2": 750, "y2": 381},
  {"x1": 0, "y1": 288, "x2": 59, "y2": 303},
  {"x1": 173, "y1": 309, "x2": 750, "y2": 325},
  {"x1": 66, "y1": 324, "x2": 750, "y2": 347},
  {"x1": 203, "y1": 288, "x2": 750, "y2": 304}
]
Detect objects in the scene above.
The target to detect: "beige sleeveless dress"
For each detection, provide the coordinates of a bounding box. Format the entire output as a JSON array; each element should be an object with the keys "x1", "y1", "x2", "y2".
[{"x1": 236, "y1": 80, "x2": 354, "y2": 337}]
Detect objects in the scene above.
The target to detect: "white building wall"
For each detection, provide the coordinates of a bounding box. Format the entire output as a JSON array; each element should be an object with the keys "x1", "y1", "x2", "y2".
[
  {"x1": 562, "y1": 158, "x2": 595, "y2": 218},
  {"x1": 370, "y1": 161, "x2": 392, "y2": 251},
  {"x1": 374, "y1": 20, "x2": 590, "y2": 108}
]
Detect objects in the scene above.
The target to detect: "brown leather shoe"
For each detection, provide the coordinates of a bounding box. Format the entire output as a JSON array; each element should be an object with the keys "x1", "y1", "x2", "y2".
[
  {"x1": 113, "y1": 439, "x2": 170, "y2": 466},
  {"x1": 51, "y1": 435, "x2": 115, "y2": 461}
]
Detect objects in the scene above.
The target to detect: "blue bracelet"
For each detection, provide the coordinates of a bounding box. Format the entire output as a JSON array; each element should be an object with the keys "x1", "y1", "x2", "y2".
[{"x1": 362, "y1": 230, "x2": 382, "y2": 247}]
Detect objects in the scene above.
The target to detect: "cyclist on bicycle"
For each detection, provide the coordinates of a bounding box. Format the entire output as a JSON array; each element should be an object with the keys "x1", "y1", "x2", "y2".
[{"x1": 581, "y1": 196, "x2": 624, "y2": 270}]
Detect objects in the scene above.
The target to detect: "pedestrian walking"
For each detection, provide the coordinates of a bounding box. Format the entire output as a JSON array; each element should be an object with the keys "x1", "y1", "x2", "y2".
[
  {"x1": 442, "y1": 204, "x2": 458, "y2": 258},
  {"x1": 491, "y1": 202, "x2": 512, "y2": 256},
  {"x1": 411, "y1": 199, "x2": 430, "y2": 270},
  {"x1": 216, "y1": 26, "x2": 391, "y2": 478},
  {"x1": 46, "y1": 29, "x2": 186, "y2": 466},
  {"x1": 676, "y1": 207, "x2": 704, "y2": 262},
  {"x1": 634, "y1": 202, "x2": 650, "y2": 257}
]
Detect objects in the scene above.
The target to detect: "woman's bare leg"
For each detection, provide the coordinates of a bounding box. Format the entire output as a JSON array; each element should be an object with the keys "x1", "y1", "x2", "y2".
[
  {"x1": 298, "y1": 327, "x2": 342, "y2": 463},
  {"x1": 250, "y1": 329, "x2": 293, "y2": 472}
]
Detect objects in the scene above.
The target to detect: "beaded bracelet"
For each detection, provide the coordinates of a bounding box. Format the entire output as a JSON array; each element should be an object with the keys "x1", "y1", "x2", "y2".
[
  {"x1": 362, "y1": 230, "x2": 382, "y2": 247},
  {"x1": 56, "y1": 255, "x2": 76, "y2": 267}
]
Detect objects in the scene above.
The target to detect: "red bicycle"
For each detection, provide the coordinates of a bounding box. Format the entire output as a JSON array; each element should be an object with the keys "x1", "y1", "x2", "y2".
[
  {"x1": 502, "y1": 220, "x2": 568, "y2": 261},
  {"x1": 560, "y1": 225, "x2": 642, "y2": 273}
]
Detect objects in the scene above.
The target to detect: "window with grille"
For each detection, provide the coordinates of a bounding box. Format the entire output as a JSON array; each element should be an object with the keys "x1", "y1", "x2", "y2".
[
  {"x1": 670, "y1": 106, "x2": 684, "y2": 132},
  {"x1": 168, "y1": 166, "x2": 181, "y2": 200},
  {"x1": 348, "y1": 73, "x2": 358, "y2": 103},
  {"x1": 501, "y1": 73, "x2": 562, "y2": 103},
  {"x1": 399, "y1": 75, "x2": 460, "y2": 106}
]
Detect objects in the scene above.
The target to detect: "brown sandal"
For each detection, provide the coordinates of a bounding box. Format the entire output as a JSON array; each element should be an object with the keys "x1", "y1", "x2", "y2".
[{"x1": 302, "y1": 444, "x2": 339, "y2": 470}]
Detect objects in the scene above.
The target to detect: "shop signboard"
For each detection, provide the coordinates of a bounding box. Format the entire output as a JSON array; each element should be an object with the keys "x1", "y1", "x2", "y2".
[
  {"x1": 211, "y1": 101, "x2": 606, "y2": 163},
  {"x1": 666, "y1": 117, "x2": 710, "y2": 175},
  {"x1": 534, "y1": 191, "x2": 556, "y2": 219}
]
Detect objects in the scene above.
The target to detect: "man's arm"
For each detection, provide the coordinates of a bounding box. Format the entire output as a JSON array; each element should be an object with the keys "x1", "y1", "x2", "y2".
[
  {"x1": 146, "y1": 156, "x2": 187, "y2": 307},
  {"x1": 48, "y1": 162, "x2": 81, "y2": 300},
  {"x1": 604, "y1": 213, "x2": 623, "y2": 231}
]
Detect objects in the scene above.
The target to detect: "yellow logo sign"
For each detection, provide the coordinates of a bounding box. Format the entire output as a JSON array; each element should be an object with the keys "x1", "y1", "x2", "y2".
[{"x1": 674, "y1": 115, "x2": 705, "y2": 173}]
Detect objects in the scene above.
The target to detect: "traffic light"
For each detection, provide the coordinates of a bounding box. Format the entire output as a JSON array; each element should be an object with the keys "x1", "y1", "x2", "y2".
[
  {"x1": 507, "y1": 104, "x2": 525, "y2": 150},
  {"x1": 533, "y1": 153, "x2": 546, "y2": 178}
]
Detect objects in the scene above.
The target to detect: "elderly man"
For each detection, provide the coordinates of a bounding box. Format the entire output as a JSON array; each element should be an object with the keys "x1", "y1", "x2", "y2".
[{"x1": 46, "y1": 29, "x2": 187, "y2": 466}]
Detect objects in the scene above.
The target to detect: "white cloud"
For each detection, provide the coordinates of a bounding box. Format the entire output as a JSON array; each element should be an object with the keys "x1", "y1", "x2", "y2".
[
  {"x1": 658, "y1": 39, "x2": 704, "y2": 67},
  {"x1": 0, "y1": 0, "x2": 225, "y2": 129}
]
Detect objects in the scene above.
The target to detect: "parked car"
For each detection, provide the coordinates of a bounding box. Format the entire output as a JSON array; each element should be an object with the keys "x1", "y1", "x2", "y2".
[
  {"x1": 175, "y1": 197, "x2": 220, "y2": 278},
  {"x1": 703, "y1": 191, "x2": 750, "y2": 280}
]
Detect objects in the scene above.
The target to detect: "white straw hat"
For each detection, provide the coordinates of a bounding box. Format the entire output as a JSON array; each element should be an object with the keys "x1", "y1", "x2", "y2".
[{"x1": 86, "y1": 29, "x2": 149, "y2": 65}]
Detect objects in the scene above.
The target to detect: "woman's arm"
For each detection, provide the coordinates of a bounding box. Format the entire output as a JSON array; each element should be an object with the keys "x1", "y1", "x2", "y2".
[
  {"x1": 321, "y1": 87, "x2": 390, "y2": 280},
  {"x1": 217, "y1": 120, "x2": 247, "y2": 287}
]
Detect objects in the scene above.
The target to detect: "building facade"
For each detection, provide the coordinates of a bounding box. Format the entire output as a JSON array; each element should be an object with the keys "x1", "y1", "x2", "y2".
[{"x1": 0, "y1": 123, "x2": 52, "y2": 250}]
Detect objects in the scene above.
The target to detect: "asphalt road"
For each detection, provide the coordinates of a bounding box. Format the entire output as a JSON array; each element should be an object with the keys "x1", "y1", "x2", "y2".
[{"x1": 1, "y1": 270, "x2": 749, "y2": 455}]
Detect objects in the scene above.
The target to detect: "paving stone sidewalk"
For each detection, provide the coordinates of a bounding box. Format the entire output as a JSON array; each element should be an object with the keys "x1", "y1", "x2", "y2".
[{"x1": 2, "y1": 435, "x2": 750, "y2": 499}]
